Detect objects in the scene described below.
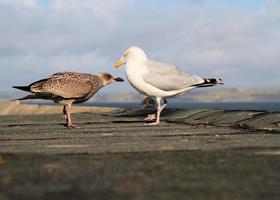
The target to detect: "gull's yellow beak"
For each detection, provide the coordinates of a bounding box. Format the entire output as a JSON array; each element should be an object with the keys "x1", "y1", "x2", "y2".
[{"x1": 113, "y1": 59, "x2": 125, "y2": 69}]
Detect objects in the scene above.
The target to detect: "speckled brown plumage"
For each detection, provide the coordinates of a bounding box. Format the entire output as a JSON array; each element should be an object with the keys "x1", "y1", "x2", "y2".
[
  {"x1": 29, "y1": 72, "x2": 103, "y2": 102},
  {"x1": 13, "y1": 71, "x2": 124, "y2": 128}
]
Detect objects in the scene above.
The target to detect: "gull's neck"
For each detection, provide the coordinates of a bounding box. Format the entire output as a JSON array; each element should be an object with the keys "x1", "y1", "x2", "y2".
[{"x1": 126, "y1": 53, "x2": 148, "y2": 67}]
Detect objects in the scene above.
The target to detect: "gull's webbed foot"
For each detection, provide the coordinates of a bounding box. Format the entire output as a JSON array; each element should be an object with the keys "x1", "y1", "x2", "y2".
[
  {"x1": 144, "y1": 114, "x2": 156, "y2": 121},
  {"x1": 67, "y1": 123, "x2": 83, "y2": 129},
  {"x1": 144, "y1": 121, "x2": 160, "y2": 126}
]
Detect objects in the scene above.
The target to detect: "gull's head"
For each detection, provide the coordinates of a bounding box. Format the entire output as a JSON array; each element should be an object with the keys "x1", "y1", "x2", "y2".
[
  {"x1": 113, "y1": 46, "x2": 147, "y2": 69},
  {"x1": 97, "y1": 72, "x2": 124, "y2": 86}
]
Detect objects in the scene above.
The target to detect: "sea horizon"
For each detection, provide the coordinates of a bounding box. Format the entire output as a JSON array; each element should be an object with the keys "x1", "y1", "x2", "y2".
[{"x1": 18, "y1": 101, "x2": 280, "y2": 112}]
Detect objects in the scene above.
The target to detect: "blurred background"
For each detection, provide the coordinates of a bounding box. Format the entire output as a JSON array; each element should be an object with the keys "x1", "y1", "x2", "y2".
[{"x1": 0, "y1": 0, "x2": 279, "y2": 104}]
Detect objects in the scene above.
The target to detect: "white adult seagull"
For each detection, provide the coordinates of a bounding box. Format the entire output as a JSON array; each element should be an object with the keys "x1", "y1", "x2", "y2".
[{"x1": 114, "y1": 46, "x2": 223, "y2": 125}]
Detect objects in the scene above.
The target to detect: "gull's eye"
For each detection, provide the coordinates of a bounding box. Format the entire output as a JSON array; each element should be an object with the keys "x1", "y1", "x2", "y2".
[
  {"x1": 103, "y1": 73, "x2": 112, "y2": 80},
  {"x1": 107, "y1": 74, "x2": 112, "y2": 79},
  {"x1": 123, "y1": 52, "x2": 128, "y2": 58}
]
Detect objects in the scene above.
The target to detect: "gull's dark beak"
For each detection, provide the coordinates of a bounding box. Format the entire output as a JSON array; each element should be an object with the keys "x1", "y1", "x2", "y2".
[{"x1": 114, "y1": 77, "x2": 124, "y2": 82}]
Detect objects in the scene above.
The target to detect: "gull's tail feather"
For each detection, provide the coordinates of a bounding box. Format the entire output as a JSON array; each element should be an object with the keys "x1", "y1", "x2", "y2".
[
  {"x1": 11, "y1": 93, "x2": 52, "y2": 101},
  {"x1": 13, "y1": 86, "x2": 31, "y2": 92},
  {"x1": 197, "y1": 78, "x2": 224, "y2": 88}
]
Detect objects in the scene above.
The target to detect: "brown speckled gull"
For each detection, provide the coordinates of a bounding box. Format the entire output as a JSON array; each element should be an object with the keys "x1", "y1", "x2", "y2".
[{"x1": 13, "y1": 72, "x2": 124, "y2": 128}]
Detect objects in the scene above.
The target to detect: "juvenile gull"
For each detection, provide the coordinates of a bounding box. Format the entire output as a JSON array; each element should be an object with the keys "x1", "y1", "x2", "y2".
[
  {"x1": 13, "y1": 72, "x2": 124, "y2": 128},
  {"x1": 114, "y1": 46, "x2": 223, "y2": 125},
  {"x1": 141, "y1": 96, "x2": 156, "y2": 109}
]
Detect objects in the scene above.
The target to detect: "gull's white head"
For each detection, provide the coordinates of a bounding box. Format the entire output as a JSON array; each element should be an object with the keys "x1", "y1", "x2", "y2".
[{"x1": 113, "y1": 46, "x2": 147, "y2": 69}]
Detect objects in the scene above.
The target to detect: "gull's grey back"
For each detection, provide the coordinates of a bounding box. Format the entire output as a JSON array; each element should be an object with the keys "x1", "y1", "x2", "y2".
[{"x1": 142, "y1": 60, "x2": 204, "y2": 91}]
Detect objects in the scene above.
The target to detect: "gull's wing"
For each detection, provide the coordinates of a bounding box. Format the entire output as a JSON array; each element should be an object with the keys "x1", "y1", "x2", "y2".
[
  {"x1": 142, "y1": 60, "x2": 204, "y2": 91},
  {"x1": 49, "y1": 72, "x2": 92, "y2": 79},
  {"x1": 30, "y1": 72, "x2": 95, "y2": 99}
]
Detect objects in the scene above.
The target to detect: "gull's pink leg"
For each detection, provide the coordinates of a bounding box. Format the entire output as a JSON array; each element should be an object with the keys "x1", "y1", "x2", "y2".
[
  {"x1": 66, "y1": 103, "x2": 81, "y2": 128},
  {"x1": 63, "y1": 105, "x2": 68, "y2": 123},
  {"x1": 145, "y1": 98, "x2": 167, "y2": 126},
  {"x1": 144, "y1": 114, "x2": 156, "y2": 121}
]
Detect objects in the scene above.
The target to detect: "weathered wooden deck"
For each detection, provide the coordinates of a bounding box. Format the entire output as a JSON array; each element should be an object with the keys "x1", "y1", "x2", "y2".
[{"x1": 0, "y1": 108, "x2": 279, "y2": 199}]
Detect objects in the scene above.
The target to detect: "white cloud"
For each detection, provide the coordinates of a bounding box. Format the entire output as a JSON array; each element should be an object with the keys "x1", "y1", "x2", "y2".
[
  {"x1": 0, "y1": 0, "x2": 39, "y2": 8},
  {"x1": 51, "y1": 0, "x2": 130, "y2": 26},
  {"x1": 0, "y1": 0, "x2": 280, "y2": 90}
]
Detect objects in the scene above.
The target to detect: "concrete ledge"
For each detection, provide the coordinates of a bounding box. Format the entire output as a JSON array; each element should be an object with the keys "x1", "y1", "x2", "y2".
[{"x1": 0, "y1": 101, "x2": 117, "y2": 115}]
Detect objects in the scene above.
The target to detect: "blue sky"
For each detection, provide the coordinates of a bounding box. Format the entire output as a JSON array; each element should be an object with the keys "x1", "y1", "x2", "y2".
[
  {"x1": 135, "y1": 0, "x2": 264, "y2": 10},
  {"x1": 39, "y1": 0, "x2": 52, "y2": 7},
  {"x1": 216, "y1": 0, "x2": 263, "y2": 7},
  {"x1": 0, "y1": 0, "x2": 279, "y2": 93}
]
